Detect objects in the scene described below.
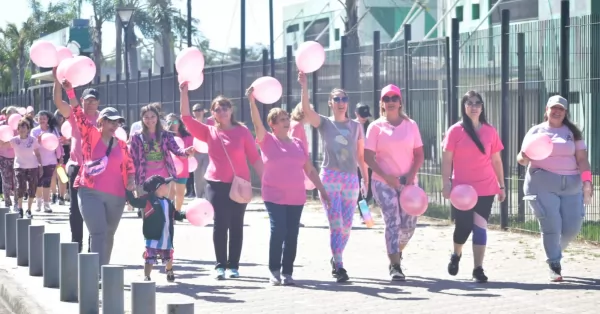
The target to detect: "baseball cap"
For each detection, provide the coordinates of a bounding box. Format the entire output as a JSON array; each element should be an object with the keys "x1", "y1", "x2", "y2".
[
  {"x1": 143, "y1": 175, "x2": 174, "y2": 194},
  {"x1": 381, "y1": 84, "x2": 402, "y2": 100},
  {"x1": 546, "y1": 95, "x2": 568, "y2": 109},
  {"x1": 81, "y1": 88, "x2": 100, "y2": 100},
  {"x1": 99, "y1": 107, "x2": 125, "y2": 122},
  {"x1": 355, "y1": 103, "x2": 371, "y2": 118}
]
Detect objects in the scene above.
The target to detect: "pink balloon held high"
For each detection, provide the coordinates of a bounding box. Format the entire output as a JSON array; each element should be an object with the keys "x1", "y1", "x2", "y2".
[
  {"x1": 251, "y1": 76, "x2": 283, "y2": 104},
  {"x1": 65, "y1": 56, "x2": 96, "y2": 87},
  {"x1": 30, "y1": 40, "x2": 59, "y2": 68},
  {"x1": 450, "y1": 184, "x2": 478, "y2": 211},
  {"x1": 399, "y1": 185, "x2": 429, "y2": 216},
  {"x1": 179, "y1": 72, "x2": 204, "y2": 91},
  {"x1": 176, "y1": 47, "x2": 205, "y2": 80},
  {"x1": 295, "y1": 41, "x2": 326, "y2": 73},
  {"x1": 55, "y1": 46, "x2": 73, "y2": 63},
  {"x1": 522, "y1": 133, "x2": 553, "y2": 160}
]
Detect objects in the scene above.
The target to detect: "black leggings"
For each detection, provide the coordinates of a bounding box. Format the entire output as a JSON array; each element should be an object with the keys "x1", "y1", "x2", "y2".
[
  {"x1": 452, "y1": 195, "x2": 494, "y2": 245},
  {"x1": 205, "y1": 180, "x2": 247, "y2": 270}
]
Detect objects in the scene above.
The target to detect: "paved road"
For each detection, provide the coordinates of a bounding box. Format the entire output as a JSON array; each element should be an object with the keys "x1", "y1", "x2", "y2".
[{"x1": 0, "y1": 199, "x2": 599, "y2": 313}]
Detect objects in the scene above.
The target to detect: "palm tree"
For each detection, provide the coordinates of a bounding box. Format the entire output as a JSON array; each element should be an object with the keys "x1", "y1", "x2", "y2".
[
  {"x1": 0, "y1": 19, "x2": 37, "y2": 90},
  {"x1": 88, "y1": 0, "x2": 116, "y2": 78}
]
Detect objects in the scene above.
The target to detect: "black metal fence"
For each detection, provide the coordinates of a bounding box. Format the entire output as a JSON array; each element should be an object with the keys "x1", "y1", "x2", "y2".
[{"x1": 2, "y1": 5, "x2": 600, "y2": 243}]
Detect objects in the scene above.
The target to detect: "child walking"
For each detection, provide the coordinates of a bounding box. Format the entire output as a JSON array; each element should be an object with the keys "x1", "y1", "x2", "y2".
[{"x1": 126, "y1": 175, "x2": 186, "y2": 282}]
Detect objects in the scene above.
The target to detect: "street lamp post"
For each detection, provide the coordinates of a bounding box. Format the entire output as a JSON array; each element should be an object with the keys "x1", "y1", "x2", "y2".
[{"x1": 117, "y1": 6, "x2": 135, "y2": 125}]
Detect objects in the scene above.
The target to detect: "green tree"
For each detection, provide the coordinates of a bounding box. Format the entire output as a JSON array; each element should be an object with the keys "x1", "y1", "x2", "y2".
[
  {"x1": 88, "y1": 0, "x2": 116, "y2": 79},
  {"x1": 0, "y1": 20, "x2": 37, "y2": 90}
]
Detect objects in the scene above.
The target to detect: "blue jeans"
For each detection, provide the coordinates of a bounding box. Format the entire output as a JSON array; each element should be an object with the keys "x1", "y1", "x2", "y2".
[
  {"x1": 524, "y1": 168, "x2": 584, "y2": 264},
  {"x1": 265, "y1": 202, "x2": 304, "y2": 275}
]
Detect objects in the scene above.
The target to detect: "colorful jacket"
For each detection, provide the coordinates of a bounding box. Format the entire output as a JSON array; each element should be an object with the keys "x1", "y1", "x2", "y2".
[
  {"x1": 126, "y1": 191, "x2": 186, "y2": 243},
  {"x1": 129, "y1": 131, "x2": 187, "y2": 185},
  {"x1": 71, "y1": 104, "x2": 135, "y2": 190}
]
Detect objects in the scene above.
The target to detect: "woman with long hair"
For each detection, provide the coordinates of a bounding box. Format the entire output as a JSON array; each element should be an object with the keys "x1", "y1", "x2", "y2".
[
  {"x1": 0, "y1": 106, "x2": 20, "y2": 212},
  {"x1": 517, "y1": 95, "x2": 591, "y2": 282},
  {"x1": 166, "y1": 113, "x2": 194, "y2": 211},
  {"x1": 247, "y1": 87, "x2": 330, "y2": 285},
  {"x1": 180, "y1": 82, "x2": 262, "y2": 280},
  {"x1": 441, "y1": 91, "x2": 506, "y2": 283},
  {"x1": 32, "y1": 110, "x2": 63, "y2": 213},
  {"x1": 298, "y1": 72, "x2": 369, "y2": 283},
  {"x1": 129, "y1": 104, "x2": 193, "y2": 217},
  {"x1": 364, "y1": 85, "x2": 424, "y2": 281}
]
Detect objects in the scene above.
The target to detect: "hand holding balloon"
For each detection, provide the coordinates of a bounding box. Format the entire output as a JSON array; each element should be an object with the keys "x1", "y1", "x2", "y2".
[
  {"x1": 297, "y1": 72, "x2": 307, "y2": 88},
  {"x1": 245, "y1": 86, "x2": 255, "y2": 102},
  {"x1": 179, "y1": 81, "x2": 188, "y2": 93}
]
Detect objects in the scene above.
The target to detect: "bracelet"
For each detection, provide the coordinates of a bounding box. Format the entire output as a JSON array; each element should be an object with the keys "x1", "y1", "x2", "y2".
[
  {"x1": 581, "y1": 170, "x2": 592, "y2": 183},
  {"x1": 66, "y1": 89, "x2": 76, "y2": 99}
]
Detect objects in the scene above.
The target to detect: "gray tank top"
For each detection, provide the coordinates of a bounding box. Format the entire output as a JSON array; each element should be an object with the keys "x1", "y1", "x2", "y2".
[{"x1": 317, "y1": 115, "x2": 363, "y2": 174}]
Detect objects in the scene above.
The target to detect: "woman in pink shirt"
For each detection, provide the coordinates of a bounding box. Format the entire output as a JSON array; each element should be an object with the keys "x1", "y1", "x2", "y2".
[
  {"x1": 247, "y1": 87, "x2": 329, "y2": 286},
  {"x1": 517, "y1": 95, "x2": 592, "y2": 282},
  {"x1": 32, "y1": 110, "x2": 63, "y2": 213},
  {"x1": 441, "y1": 91, "x2": 506, "y2": 283},
  {"x1": 166, "y1": 113, "x2": 194, "y2": 211},
  {"x1": 0, "y1": 106, "x2": 19, "y2": 211},
  {"x1": 364, "y1": 84, "x2": 424, "y2": 281},
  {"x1": 179, "y1": 82, "x2": 262, "y2": 280}
]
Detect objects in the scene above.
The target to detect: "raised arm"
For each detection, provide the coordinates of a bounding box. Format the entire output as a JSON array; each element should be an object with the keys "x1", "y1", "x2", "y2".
[
  {"x1": 298, "y1": 72, "x2": 321, "y2": 128},
  {"x1": 52, "y1": 68, "x2": 72, "y2": 118},
  {"x1": 179, "y1": 82, "x2": 209, "y2": 142},
  {"x1": 246, "y1": 87, "x2": 267, "y2": 143}
]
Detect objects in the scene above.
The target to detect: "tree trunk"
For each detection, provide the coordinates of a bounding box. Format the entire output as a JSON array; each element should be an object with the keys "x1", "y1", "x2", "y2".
[
  {"x1": 10, "y1": 65, "x2": 18, "y2": 91},
  {"x1": 344, "y1": 0, "x2": 361, "y2": 111},
  {"x1": 161, "y1": 32, "x2": 173, "y2": 73},
  {"x1": 92, "y1": 24, "x2": 103, "y2": 79},
  {"x1": 127, "y1": 26, "x2": 140, "y2": 77}
]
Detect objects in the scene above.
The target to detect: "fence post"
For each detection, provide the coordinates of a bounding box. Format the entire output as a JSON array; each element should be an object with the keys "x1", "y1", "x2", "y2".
[
  {"x1": 311, "y1": 69, "x2": 319, "y2": 200},
  {"x1": 102, "y1": 265, "x2": 124, "y2": 314},
  {"x1": 500, "y1": 9, "x2": 510, "y2": 230},
  {"x1": 60, "y1": 242, "x2": 79, "y2": 302},
  {"x1": 160, "y1": 67, "x2": 165, "y2": 104},
  {"x1": 16, "y1": 218, "x2": 31, "y2": 266},
  {"x1": 105, "y1": 75, "x2": 110, "y2": 105},
  {"x1": 403, "y1": 24, "x2": 412, "y2": 115},
  {"x1": 173, "y1": 64, "x2": 178, "y2": 115},
  {"x1": 147, "y1": 68, "x2": 152, "y2": 107},
  {"x1": 79, "y1": 253, "x2": 99, "y2": 312},
  {"x1": 136, "y1": 70, "x2": 141, "y2": 117},
  {"x1": 286, "y1": 45, "x2": 293, "y2": 112},
  {"x1": 0, "y1": 208, "x2": 7, "y2": 249},
  {"x1": 4, "y1": 212, "x2": 18, "y2": 257},
  {"x1": 450, "y1": 18, "x2": 460, "y2": 125},
  {"x1": 167, "y1": 303, "x2": 194, "y2": 314},
  {"x1": 131, "y1": 281, "x2": 156, "y2": 314},
  {"x1": 43, "y1": 233, "x2": 60, "y2": 287},
  {"x1": 516, "y1": 32, "x2": 526, "y2": 223},
  {"x1": 116, "y1": 73, "x2": 120, "y2": 110},
  {"x1": 340, "y1": 36, "x2": 346, "y2": 89},
  {"x1": 28, "y1": 225, "x2": 44, "y2": 276},
  {"x1": 262, "y1": 49, "x2": 270, "y2": 121},
  {"x1": 373, "y1": 31, "x2": 381, "y2": 119},
  {"x1": 559, "y1": 0, "x2": 570, "y2": 99},
  {"x1": 445, "y1": 37, "x2": 452, "y2": 131}
]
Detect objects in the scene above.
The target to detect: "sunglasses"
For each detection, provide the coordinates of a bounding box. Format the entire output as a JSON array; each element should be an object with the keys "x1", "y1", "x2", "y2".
[
  {"x1": 212, "y1": 107, "x2": 230, "y2": 114},
  {"x1": 169, "y1": 120, "x2": 180, "y2": 125},
  {"x1": 382, "y1": 95, "x2": 401, "y2": 103},
  {"x1": 466, "y1": 101, "x2": 484, "y2": 107},
  {"x1": 332, "y1": 96, "x2": 349, "y2": 103}
]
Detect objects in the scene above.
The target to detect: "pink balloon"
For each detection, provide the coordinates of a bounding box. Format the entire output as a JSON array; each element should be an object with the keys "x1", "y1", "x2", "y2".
[
  {"x1": 522, "y1": 133, "x2": 553, "y2": 161},
  {"x1": 30, "y1": 40, "x2": 58, "y2": 68},
  {"x1": 115, "y1": 127, "x2": 127, "y2": 141},
  {"x1": 304, "y1": 175, "x2": 315, "y2": 190},
  {"x1": 174, "y1": 136, "x2": 184, "y2": 148},
  {"x1": 295, "y1": 41, "x2": 325, "y2": 73},
  {"x1": 450, "y1": 184, "x2": 478, "y2": 211},
  {"x1": 56, "y1": 58, "x2": 75, "y2": 82},
  {"x1": 399, "y1": 185, "x2": 428, "y2": 216},
  {"x1": 171, "y1": 153, "x2": 184, "y2": 176},
  {"x1": 179, "y1": 72, "x2": 204, "y2": 91},
  {"x1": 55, "y1": 46, "x2": 73, "y2": 63},
  {"x1": 61, "y1": 122, "x2": 73, "y2": 139},
  {"x1": 17, "y1": 107, "x2": 26, "y2": 115},
  {"x1": 41, "y1": 133, "x2": 59, "y2": 151},
  {"x1": 193, "y1": 138, "x2": 208, "y2": 153},
  {"x1": 185, "y1": 198, "x2": 214, "y2": 227},
  {"x1": 26, "y1": 106, "x2": 34, "y2": 113},
  {"x1": 188, "y1": 156, "x2": 198, "y2": 172},
  {"x1": 251, "y1": 76, "x2": 282, "y2": 104},
  {"x1": 65, "y1": 56, "x2": 96, "y2": 87},
  {"x1": 176, "y1": 47, "x2": 205, "y2": 80},
  {"x1": 8, "y1": 114, "x2": 22, "y2": 130},
  {"x1": 0, "y1": 125, "x2": 13, "y2": 142}
]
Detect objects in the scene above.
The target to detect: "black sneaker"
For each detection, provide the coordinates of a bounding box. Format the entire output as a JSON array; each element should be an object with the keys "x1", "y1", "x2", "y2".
[
  {"x1": 548, "y1": 262, "x2": 562, "y2": 282},
  {"x1": 334, "y1": 268, "x2": 349, "y2": 283},
  {"x1": 166, "y1": 269, "x2": 175, "y2": 282},
  {"x1": 329, "y1": 257, "x2": 336, "y2": 277},
  {"x1": 472, "y1": 266, "x2": 488, "y2": 283},
  {"x1": 448, "y1": 253, "x2": 461, "y2": 276},
  {"x1": 18, "y1": 208, "x2": 23, "y2": 218},
  {"x1": 52, "y1": 193, "x2": 57, "y2": 204},
  {"x1": 144, "y1": 276, "x2": 151, "y2": 281},
  {"x1": 25, "y1": 210, "x2": 33, "y2": 219},
  {"x1": 389, "y1": 263, "x2": 405, "y2": 281}
]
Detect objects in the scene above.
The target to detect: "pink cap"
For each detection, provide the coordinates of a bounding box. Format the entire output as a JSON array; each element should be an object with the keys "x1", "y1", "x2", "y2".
[{"x1": 381, "y1": 84, "x2": 401, "y2": 99}]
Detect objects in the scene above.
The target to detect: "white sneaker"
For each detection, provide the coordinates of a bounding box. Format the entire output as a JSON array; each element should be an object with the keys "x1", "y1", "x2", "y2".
[
  {"x1": 35, "y1": 198, "x2": 43, "y2": 212},
  {"x1": 44, "y1": 202, "x2": 52, "y2": 213}
]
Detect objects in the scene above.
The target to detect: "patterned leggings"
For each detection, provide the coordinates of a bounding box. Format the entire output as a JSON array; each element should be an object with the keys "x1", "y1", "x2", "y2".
[
  {"x1": 320, "y1": 168, "x2": 359, "y2": 269},
  {"x1": 15, "y1": 168, "x2": 39, "y2": 198},
  {"x1": 372, "y1": 180, "x2": 418, "y2": 255},
  {"x1": 0, "y1": 157, "x2": 16, "y2": 207}
]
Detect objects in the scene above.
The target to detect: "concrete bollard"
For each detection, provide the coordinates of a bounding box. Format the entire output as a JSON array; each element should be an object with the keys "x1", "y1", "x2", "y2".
[
  {"x1": 101, "y1": 265, "x2": 124, "y2": 314},
  {"x1": 43, "y1": 233, "x2": 60, "y2": 287},
  {"x1": 4, "y1": 213, "x2": 18, "y2": 257},
  {"x1": 60, "y1": 242, "x2": 79, "y2": 302},
  {"x1": 78, "y1": 253, "x2": 99, "y2": 313},
  {"x1": 16, "y1": 218, "x2": 31, "y2": 266},
  {"x1": 131, "y1": 281, "x2": 156, "y2": 314},
  {"x1": 167, "y1": 303, "x2": 194, "y2": 314},
  {"x1": 29, "y1": 225, "x2": 45, "y2": 276},
  {"x1": 0, "y1": 208, "x2": 8, "y2": 249}
]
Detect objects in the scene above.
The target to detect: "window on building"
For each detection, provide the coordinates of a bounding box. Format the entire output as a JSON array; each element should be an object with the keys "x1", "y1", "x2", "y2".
[
  {"x1": 334, "y1": 28, "x2": 340, "y2": 41},
  {"x1": 286, "y1": 24, "x2": 299, "y2": 33},
  {"x1": 490, "y1": 0, "x2": 539, "y2": 24},
  {"x1": 304, "y1": 18, "x2": 330, "y2": 48},
  {"x1": 472, "y1": 4, "x2": 480, "y2": 20},
  {"x1": 456, "y1": 6, "x2": 464, "y2": 22}
]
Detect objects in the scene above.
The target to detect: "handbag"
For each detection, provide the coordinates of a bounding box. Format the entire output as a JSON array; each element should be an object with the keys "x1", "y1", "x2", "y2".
[
  {"x1": 84, "y1": 137, "x2": 114, "y2": 176},
  {"x1": 217, "y1": 133, "x2": 252, "y2": 204}
]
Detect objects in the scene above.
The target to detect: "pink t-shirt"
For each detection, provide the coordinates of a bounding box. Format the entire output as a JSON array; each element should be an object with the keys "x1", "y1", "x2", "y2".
[
  {"x1": 526, "y1": 123, "x2": 586, "y2": 175},
  {"x1": 443, "y1": 123, "x2": 504, "y2": 196},
  {"x1": 289, "y1": 120, "x2": 309, "y2": 154},
  {"x1": 144, "y1": 133, "x2": 169, "y2": 178},
  {"x1": 258, "y1": 133, "x2": 308, "y2": 205},
  {"x1": 69, "y1": 112, "x2": 98, "y2": 165},
  {"x1": 31, "y1": 127, "x2": 62, "y2": 166},
  {"x1": 174, "y1": 135, "x2": 194, "y2": 179},
  {"x1": 91, "y1": 140, "x2": 125, "y2": 197},
  {"x1": 182, "y1": 116, "x2": 260, "y2": 183},
  {"x1": 10, "y1": 136, "x2": 40, "y2": 169},
  {"x1": 365, "y1": 118, "x2": 423, "y2": 183}
]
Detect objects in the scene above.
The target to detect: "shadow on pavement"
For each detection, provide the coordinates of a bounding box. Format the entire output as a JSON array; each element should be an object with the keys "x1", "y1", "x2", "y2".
[{"x1": 291, "y1": 278, "x2": 428, "y2": 300}]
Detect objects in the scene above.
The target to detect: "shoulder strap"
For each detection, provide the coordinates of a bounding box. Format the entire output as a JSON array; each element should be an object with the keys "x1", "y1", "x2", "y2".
[
  {"x1": 105, "y1": 137, "x2": 114, "y2": 157},
  {"x1": 217, "y1": 131, "x2": 236, "y2": 176}
]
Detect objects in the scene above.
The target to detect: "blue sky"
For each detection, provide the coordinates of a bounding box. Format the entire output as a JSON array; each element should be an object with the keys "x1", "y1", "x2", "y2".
[{"x1": 0, "y1": 0, "x2": 305, "y2": 57}]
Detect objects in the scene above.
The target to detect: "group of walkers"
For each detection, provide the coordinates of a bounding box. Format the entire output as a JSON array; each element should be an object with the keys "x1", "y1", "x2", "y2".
[{"x1": 0, "y1": 67, "x2": 591, "y2": 285}]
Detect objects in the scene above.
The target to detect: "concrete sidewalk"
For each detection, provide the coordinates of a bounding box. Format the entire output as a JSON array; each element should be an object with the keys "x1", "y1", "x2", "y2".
[{"x1": 0, "y1": 200, "x2": 599, "y2": 314}]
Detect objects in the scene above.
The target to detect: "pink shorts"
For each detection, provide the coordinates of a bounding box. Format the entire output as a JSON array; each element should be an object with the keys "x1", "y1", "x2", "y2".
[{"x1": 143, "y1": 247, "x2": 174, "y2": 265}]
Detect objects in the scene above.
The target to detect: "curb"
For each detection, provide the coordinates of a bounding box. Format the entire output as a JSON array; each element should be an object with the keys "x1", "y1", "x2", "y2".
[{"x1": 0, "y1": 268, "x2": 46, "y2": 314}]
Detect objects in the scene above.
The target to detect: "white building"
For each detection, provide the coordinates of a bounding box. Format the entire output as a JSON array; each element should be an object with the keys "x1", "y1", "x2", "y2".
[{"x1": 282, "y1": 0, "x2": 441, "y2": 52}]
